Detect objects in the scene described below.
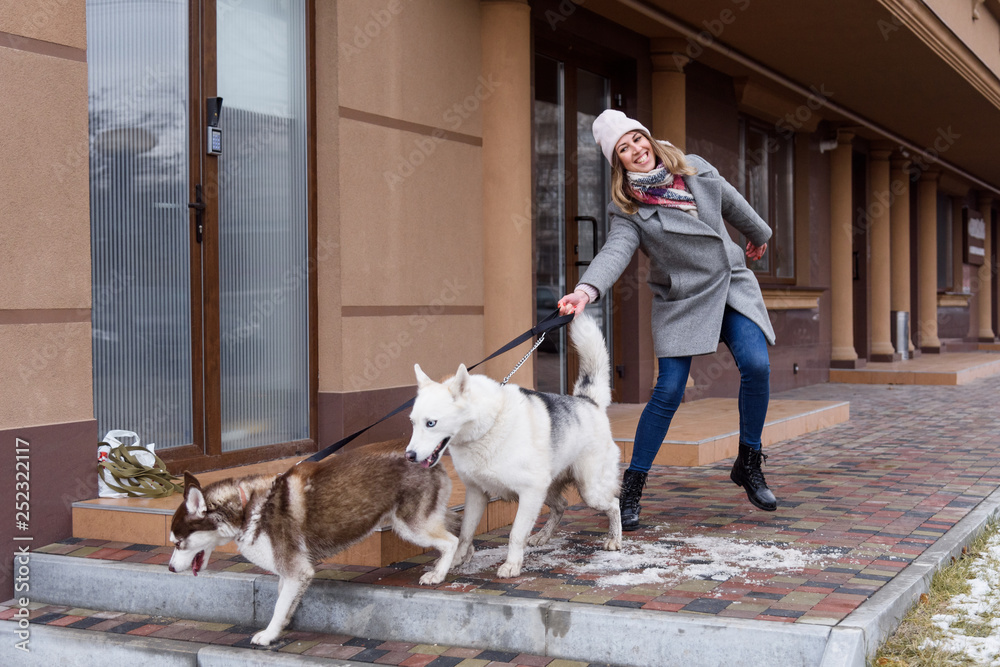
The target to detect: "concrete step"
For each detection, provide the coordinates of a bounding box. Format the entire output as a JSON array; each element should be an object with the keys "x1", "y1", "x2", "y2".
[
  {"x1": 11, "y1": 551, "x2": 842, "y2": 667},
  {"x1": 609, "y1": 398, "x2": 849, "y2": 466},
  {"x1": 0, "y1": 619, "x2": 367, "y2": 666},
  {"x1": 72, "y1": 398, "x2": 848, "y2": 567},
  {"x1": 830, "y1": 350, "x2": 1000, "y2": 385}
]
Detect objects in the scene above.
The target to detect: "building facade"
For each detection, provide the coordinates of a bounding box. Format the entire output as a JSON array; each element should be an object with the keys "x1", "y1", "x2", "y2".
[{"x1": 2, "y1": 0, "x2": 1000, "y2": 595}]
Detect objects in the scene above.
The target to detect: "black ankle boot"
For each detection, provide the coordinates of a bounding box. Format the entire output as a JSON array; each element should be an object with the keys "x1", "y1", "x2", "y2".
[
  {"x1": 619, "y1": 469, "x2": 647, "y2": 531},
  {"x1": 730, "y1": 442, "x2": 777, "y2": 511}
]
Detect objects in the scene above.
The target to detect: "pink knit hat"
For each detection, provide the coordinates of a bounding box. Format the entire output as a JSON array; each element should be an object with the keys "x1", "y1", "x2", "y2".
[{"x1": 592, "y1": 110, "x2": 649, "y2": 165}]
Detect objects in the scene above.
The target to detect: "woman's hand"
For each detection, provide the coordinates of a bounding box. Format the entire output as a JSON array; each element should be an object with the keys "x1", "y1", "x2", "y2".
[
  {"x1": 557, "y1": 290, "x2": 590, "y2": 316},
  {"x1": 746, "y1": 241, "x2": 767, "y2": 261}
]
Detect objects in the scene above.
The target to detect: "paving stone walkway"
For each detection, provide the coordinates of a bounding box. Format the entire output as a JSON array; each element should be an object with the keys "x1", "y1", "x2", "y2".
[{"x1": 8, "y1": 376, "x2": 1000, "y2": 662}]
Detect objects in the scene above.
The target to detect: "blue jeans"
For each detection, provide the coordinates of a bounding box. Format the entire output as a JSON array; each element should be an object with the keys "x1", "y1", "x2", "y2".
[{"x1": 628, "y1": 307, "x2": 771, "y2": 474}]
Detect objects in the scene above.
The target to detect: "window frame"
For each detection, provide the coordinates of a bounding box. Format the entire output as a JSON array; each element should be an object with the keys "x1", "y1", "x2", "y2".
[{"x1": 736, "y1": 114, "x2": 796, "y2": 286}]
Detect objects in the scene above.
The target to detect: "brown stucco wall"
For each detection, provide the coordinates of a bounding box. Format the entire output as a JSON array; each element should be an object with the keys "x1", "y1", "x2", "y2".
[
  {"x1": 0, "y1": 1, "x2": 94, "y2": 598},
  {"x1": 0, "y1": 0, "x2": 87, "y2": 51},
  {"x1": 317, "y1": 0, "x2": 488, "y2": 444}
]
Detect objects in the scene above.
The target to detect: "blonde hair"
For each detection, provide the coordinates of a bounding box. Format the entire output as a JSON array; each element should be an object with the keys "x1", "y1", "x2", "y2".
[{"x1": 610, "y1": 131, "x2": 697, "y2": 215}]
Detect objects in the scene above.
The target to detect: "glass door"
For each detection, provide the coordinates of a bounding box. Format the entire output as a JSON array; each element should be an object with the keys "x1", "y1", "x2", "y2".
[
  {"x1": 216, "y1": 0, "x2": 310, "y2": 452},
  {"x1": 88, "y1": 0, "x2": 196, "y2": 450},
  {"x1": 87, "y1": 0, "x2": 311, "y2": 466},
  {"x1": 533, "y1": 54, "x2": 613, "y2": 394}
]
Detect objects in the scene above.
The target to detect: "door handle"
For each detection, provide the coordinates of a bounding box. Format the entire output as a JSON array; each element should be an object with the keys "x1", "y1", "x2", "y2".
[
  {"x1": 188, "y1": 184, "x2": 206, "y2": 244},
  {"x1": 574, "y1": 216, "x2": 598, "y2": 267}
]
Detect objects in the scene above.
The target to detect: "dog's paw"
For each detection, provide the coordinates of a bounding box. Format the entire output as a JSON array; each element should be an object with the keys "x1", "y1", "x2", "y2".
[
  {"x1": 526, "y1": 533, "x2": 549, "y2": 547},
  {"x1": 419, "y1": 570, "x2": 445, "y2": 586},
  {"x1": 603, "y1": 536, "x2": 622, "y2": 551},
  {"x1": 251, "y1": 628, "x2": 280, "y2": 646},
  {"x1": 497, "y1": 561, "x2": 522, "y2": 579},
  {"x1": 453, "y1": 542, "x2": 474, "y2": 567}
]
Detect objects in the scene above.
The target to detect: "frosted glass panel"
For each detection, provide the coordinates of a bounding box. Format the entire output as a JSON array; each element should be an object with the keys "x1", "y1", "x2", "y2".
[
  {"x1": 533, "y1": 55, "x2": 566, "y2": 394},
  {"x1": 576, "y1": 69, "x2": 612, "y2": 355},
  {"x1": 87, "y1": 0, "x2": 194, "y2": 449},
  {"x1": 217, "y1": 0, "x2": 309, "y2": 451}
]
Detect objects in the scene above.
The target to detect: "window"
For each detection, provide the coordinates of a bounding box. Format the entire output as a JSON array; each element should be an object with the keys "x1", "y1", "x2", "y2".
[
  {"x1": 737, "y1": 116, "x2": 795, "y2": 282},
  {"x1": 936, "y1": 193, "x2": 952, "y2": 291}
]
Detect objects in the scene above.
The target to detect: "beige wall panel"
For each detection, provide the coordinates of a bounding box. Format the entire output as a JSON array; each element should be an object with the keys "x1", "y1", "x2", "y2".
[
  {"x1": 337, "y1": 0, "x2": 483, "y2": 136},
  {"x1": 339, "y1": 118, "x2": 483, "y2": 307},
  {"x1": 0, "y1": 0, "x2": 86, "y2": 50},
  {"x1": 315, "y1": 0, "x2": 344, "y2": 393},
  {"x1": 341, "y1": 314, "x2": 484, "y2": 392},
  {"x1": 924, "y1": 0, "x2": 1000, "y2": 79},
  {"x1": 0, "y1": 322, "x2": 93, "y2": 429},
  {"x1": 0, "y1": 52, "x2": 89, "y2": 310}
]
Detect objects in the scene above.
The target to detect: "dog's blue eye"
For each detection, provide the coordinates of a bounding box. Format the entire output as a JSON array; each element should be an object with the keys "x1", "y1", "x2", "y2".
[{"x1": 426, "y1": 420, "x2": 436, "y2": 428}]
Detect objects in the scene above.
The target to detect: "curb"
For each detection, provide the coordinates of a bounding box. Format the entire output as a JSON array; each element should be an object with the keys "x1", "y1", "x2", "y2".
[
  {"x1": 0, "y1": 620, "x2": 368, "y2": 666},
  {"x1": 24, "y1": 553, "x2": 832, "y2": 666},
  {"x1": 0, "y1": 620, "x2": 203, "y2": 666},
  {"x1": 827, "y1": 484, "x2": 1000, "y2": 662}
]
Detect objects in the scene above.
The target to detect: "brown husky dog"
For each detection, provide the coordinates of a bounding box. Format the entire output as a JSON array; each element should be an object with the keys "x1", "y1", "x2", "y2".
[{"x1": 167, "y1": 440, "x2": 459, "y2": 646}]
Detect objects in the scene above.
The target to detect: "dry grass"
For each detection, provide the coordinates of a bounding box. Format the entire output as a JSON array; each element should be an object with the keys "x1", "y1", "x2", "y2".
[{"x1": 872, "y1": 519, "x2": 999, "y2": 667}]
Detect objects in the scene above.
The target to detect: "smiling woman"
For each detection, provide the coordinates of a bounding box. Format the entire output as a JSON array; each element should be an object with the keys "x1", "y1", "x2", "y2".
[
  {"x1": 615, "y1": 131, "x2": 657, "y2": 172},
  {"x1": 558, "y1": 109, "x2": 778, "y2": 529}
]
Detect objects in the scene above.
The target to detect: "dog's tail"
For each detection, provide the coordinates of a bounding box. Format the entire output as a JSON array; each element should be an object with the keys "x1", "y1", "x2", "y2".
[
  {"x1": 445, "y1": 508, "x2": 462, "y2": 536},
  {"x1": 570, "y1": 313, "x2": 612, "y2": 410}
]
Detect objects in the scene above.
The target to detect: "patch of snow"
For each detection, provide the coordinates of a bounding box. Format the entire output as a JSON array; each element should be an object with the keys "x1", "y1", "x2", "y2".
[
  {"x1": 917, "y1": 528, "x2": 1000, "y2": 666},
  {"x1": 456, "y1": 532, "x2": 833, "y2": 588}
]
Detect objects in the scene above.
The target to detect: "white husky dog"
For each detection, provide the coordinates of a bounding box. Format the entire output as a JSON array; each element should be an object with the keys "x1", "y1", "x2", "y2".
[{"x1": 406, "y1": 314, "x2": 622, "y2": 578}]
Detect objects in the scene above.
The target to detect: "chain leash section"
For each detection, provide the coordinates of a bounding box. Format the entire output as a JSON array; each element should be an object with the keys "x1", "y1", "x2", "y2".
[{"x1": 501, "y1": 332, "x2": 547, "y2": 386}]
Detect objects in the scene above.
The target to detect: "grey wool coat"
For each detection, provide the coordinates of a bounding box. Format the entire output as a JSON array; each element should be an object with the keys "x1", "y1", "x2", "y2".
[{"x1": 580, "y1": 154, "x2": 776, "y2": 358}]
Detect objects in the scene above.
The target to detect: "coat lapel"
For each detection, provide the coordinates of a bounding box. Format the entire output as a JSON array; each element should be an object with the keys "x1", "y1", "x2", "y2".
[
  {"x1": 637, "y1": 172, "x2": 724, "y2": 238},
  {"x1": 681, "y1": 172, "x2": 726, "y2": 237}
]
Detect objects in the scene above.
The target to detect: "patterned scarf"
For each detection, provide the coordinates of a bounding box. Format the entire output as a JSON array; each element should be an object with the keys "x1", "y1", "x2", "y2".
[{"x1": 627, "y1": 163, "x2": 698, "y2": 214}]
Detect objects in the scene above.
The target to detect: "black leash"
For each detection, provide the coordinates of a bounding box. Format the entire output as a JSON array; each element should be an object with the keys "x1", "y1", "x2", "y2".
[{"x1": 302, "y1": 310, "x2": 575, "y2": 463}]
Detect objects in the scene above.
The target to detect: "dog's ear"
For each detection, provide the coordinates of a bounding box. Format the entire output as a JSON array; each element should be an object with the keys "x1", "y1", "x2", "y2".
[
  {"x1": 183, "y1": 471, "x2": 201, "y2": 489},
  {"x1": 184, "y1": 481, "x2": 207, "y2": 518},
  {"x1": 450, "y1": 364, "x2": 470, "y2": 398},
  {"x1": 414, "y1": 363, "x2": 433, "y2": 388}
]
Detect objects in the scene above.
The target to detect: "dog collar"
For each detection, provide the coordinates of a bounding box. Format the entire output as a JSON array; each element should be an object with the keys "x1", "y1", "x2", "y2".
[{"x1": 238, "y1": 485, "x2": 249, "y2": 507}]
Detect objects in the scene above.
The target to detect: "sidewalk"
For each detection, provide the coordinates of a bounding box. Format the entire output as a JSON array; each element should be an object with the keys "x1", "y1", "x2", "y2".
[{"x1": 6, "y1": 375, "x2": 1000, "y2": 665}]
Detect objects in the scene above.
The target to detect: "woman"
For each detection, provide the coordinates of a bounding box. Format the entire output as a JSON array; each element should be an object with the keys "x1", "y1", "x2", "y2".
[{"x1": 557, "y1": 109, "x2": 777, "y2": 530}]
